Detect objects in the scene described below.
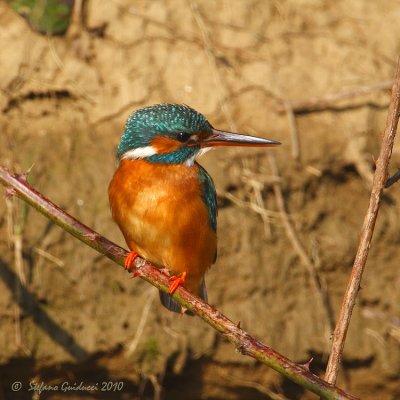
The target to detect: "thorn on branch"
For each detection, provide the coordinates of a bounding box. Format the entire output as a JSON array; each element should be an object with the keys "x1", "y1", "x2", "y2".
[
  {"x1": 5, "y1": 187, "x2": 17, "y2": 198},
  {"x1": 236, "y1": 344, "x2": 246, "y2": 355},
  {"x1": 371, "y1": 155, "x2": 378, "y2": 168},
  {"x1": 4, "y1": 166, "x2": 33, "y2": 198},
  {"x1": 300, "y1": 357, "x2": 314, "y2": 371},
  {"x1": 15, "y1": 173, "x2": 28, "y2": 182},
  {"x1": 16, "y1": 164, "x2": 35, "y2": 183}
]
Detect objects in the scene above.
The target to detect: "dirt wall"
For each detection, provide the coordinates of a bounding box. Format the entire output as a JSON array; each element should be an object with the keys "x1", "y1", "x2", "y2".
[{"x1": 0, "y1": 1, "x2": 399, "y2": 399}]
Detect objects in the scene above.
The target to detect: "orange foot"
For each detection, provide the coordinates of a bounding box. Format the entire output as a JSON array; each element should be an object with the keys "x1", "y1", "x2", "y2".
[
  {"x1": 124, "y1": 251, "x2": 139, "y2": 273},
  {"x1": 169, "y1": 271, "x2": 187, "y2": 294}
]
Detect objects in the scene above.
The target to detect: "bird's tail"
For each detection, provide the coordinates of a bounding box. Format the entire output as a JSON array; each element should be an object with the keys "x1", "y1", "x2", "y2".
[{"x1": 159, "y1": 280, "x2": 207, "y2": 316}]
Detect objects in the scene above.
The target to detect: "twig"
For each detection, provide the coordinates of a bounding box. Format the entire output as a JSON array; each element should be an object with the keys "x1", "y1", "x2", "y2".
[
  {"x1": 276, "y1": 80, "x2": 393, "y2": 114},
  {"x1": 6, "y1": 195, "x2": 27, "y2": 352},
  {"x1": 221, "y1": 191, "x2": 280, "y2": 220},
  {"x1": 0, "y1": 166, "x2": 357, "y2": 400},
  {"x1": 248, "y1": 178, "x2": 273, "y2": 237},
  {"x1": 268, "y1": 153, "x2": 335, "y2": 334},
  {"x1": 284, "y1": 99, "x2": 301, "y2": 161},
  {"x1": 34, "y1": 247, "x2": 65, "y2": 268},
  {"x1": 324, "y1": 67, "x2": 400, "y2": 384},
  {"x1": 126, "y1": 288, "x2": 157, "y2": 355},
  {"x1": 148, "y1": 374, "x2": 162, "y2": 400},
  {"x1": 384, "y1": 168, "x2": 400, "y2": 188}
]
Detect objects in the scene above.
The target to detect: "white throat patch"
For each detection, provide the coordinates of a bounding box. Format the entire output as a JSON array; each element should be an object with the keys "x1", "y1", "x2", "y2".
[
  {"x1": 184, "y1": 147, "x2": 212, "y2": 167},
  {"x1": 121, "y1": 146, "x2": 157, "y2": 160}
]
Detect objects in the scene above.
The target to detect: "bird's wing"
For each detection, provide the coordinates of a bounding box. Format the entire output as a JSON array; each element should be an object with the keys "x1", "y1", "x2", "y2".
[
  {"x1": 197, "y1": 164, "x2": 217, "y2": 232},
  {"x1": 197, "y1": 163, "x2": 218, "y2": 264}
]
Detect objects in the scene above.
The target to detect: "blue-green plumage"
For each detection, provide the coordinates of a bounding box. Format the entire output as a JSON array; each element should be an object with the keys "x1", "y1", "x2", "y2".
[
  {"x1": 117, "y1": 104, "x2": 212, "y2": 161},
  {"x1": 148, "y1": 146, "x2": 197, "y2": 164},
  {"x1": 197, "y1": 164, "x2": 217, "y2": 232}
]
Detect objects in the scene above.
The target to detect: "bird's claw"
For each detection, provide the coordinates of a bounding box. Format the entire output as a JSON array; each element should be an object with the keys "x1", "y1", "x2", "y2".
[
  {"x1": 124, "y1": 251, "x2": 139, "y2": 273},
  {"x1": 169, "y1": 271, "x2": 187, "y2": 294}
]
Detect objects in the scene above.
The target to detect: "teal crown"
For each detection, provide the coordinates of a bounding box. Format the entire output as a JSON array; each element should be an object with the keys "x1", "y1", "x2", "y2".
[{"x1": 117, "y1": 104, "x2": 213, "y2": 163}]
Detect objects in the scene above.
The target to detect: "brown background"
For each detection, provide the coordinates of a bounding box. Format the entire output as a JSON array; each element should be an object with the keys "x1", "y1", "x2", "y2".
[{"x1": 0, "y1": 1, "x2": 399, "y2": 399}]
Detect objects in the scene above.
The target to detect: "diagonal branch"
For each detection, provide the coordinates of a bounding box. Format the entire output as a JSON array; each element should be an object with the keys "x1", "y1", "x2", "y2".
[
  {"x1": 0, "y1": 166, "x2": 356, "y2": 400},
  {"x1": 324, "y1": 66, "x2": 400, "y2": 384}
]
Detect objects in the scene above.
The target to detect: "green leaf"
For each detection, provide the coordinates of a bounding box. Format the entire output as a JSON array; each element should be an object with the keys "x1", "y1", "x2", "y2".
[{"x1": 8, "y1": 0, "x2": 74, "y2": 35}]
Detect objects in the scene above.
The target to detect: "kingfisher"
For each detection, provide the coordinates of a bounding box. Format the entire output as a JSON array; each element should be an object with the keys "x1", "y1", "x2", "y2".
[{"x1": 109, "y1": 104, "x2": 280, "y2": 314}]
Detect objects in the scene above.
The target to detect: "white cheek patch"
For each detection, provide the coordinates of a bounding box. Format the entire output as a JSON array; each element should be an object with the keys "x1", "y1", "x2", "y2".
[
  {"x1": 198, "y1": 147, "x2": 212, "y2": 157},
  {"x1": 122, "y1": 146, "x2": 157, "y2": 160},
  {"x1": 184, "y1": 147, "x2": 213, "y2": 166},
  {"x1": 122, "y1": 145, "x2": 213, "y2": 165}
]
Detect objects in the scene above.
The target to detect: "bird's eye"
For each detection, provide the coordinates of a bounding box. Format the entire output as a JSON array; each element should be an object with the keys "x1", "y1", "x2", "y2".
[{"x1": 176, "y1": 132, "x2": 191, "y2": 142}]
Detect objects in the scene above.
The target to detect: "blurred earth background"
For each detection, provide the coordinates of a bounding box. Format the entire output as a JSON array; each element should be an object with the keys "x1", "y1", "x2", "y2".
[{"x1": 0, "y1": 1, "x2": 400, "y2": 399}]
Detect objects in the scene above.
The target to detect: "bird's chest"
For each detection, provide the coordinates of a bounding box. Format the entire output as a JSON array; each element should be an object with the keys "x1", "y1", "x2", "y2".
[{"x1": 109, "y1": 160, "x2": 216, "y2": 274}]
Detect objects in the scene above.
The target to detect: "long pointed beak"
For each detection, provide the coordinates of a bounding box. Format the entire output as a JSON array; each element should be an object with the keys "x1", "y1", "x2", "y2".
[{"x1": 200, "y1": 128, "x2": 281, "y2": 148}]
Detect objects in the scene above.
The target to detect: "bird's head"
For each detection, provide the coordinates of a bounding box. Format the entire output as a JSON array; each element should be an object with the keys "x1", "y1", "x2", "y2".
[{"x1": 117, "y1": 104, "x2": 280, "y2": 165}]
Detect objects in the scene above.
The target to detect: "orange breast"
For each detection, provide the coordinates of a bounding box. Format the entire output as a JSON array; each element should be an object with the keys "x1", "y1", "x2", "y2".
[{"x1": 108, "y1": 159, "x2": 217, "y2": 295}]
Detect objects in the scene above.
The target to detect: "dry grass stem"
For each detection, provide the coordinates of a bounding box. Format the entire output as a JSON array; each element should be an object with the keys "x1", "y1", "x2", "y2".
[
  {"x1": 6, "y1": 196, "x2": 30, "y2": 354},
  {"x1": 284, "y1": 99, "x2": 301, "y2": 161},
  {"x1": 221, "y1": 191, "x2": 281, "y2": 220},
  {"x1": 268, "y1": 153, "x2": 335, "y2": 333},
  {"x1": 126, "y1": 289, "x2": 157, "y2": 356},
  {"x1": 277, "y1": 80, "x2": 394, "y2": 113},
  {"x1": 34, "y1": 247, "x2": 65, "y2": 268}
]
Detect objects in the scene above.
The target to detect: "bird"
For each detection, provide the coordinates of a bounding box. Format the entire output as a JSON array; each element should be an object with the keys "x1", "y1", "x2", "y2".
[{"x1": 109, "y1": 104, "x2": 280, "y2": 314}]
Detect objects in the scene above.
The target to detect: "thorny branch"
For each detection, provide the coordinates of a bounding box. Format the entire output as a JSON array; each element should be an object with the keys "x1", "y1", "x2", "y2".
[
  {"x1": 0, "y1": 166, "x2": 357, "y2": 400},
  {"x1": 324, "y1": 67, "x2": 400, "y2": 384}
]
